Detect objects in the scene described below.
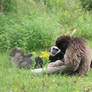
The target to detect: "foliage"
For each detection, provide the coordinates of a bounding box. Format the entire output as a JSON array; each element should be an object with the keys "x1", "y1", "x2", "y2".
[
  {"x1": 0, "y1": 12, "x2": 60, "y2": 51},
  {"x1": 0, "y1": 0, "x2": 92, "y2": 52},
  {"x1": 73, "y1": 12, "x2": 92, "y2": 39},
  {"x1": 80, "y1": 0, "x2": 92, "y2": 10},
  {"x1": 0, "y1": 0, "x2": 16, "y2": 12}
]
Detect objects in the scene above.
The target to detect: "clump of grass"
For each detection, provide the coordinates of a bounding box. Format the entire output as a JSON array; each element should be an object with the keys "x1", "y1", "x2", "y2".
[{"x1": 0, "y1": 12, "x2": 60, "y2": 51}]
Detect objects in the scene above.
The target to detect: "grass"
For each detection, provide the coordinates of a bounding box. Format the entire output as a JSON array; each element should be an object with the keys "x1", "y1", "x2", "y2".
[{"x1": 0, "y1": 40, "x2": 92, "y2": 92}]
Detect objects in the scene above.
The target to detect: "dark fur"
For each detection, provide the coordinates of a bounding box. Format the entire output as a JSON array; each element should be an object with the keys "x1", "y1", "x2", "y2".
[
  {"x1": 54, "y1": 35, "x2": 92, "y2": 75},
  {"x1": 49, "y1": 51, "x2": 64, "y2": 62},
  {"x1": 8, "y1": 48, "x2": 43, "y2": 68},
  {"x1": 91, "y1": 61, "x2": 92, "y2": 68},
  {"x1": 35, "y1": 56, "x2": 43, "y2": 68}
]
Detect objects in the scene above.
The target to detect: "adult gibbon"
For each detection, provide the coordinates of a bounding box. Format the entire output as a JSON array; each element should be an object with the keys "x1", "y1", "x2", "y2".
[{"x1": 31, "y1": 35, "x2": 92, "y2": 76}]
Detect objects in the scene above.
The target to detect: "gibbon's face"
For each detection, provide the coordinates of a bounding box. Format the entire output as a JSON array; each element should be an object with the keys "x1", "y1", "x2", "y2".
[
  {"x1": 50, "y1": 46, "x2": 61, "y2": 56},
  {"x1": 49, "y1": 46, "x2": 64, "y2": 62}
]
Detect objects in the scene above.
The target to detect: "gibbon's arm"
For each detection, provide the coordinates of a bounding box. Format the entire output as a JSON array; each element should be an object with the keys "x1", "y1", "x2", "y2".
[
  {"x1": 31, "y1": 60, "x2": 67, "y2": 74},
  {"x1": 48, "y1": 60, "x2": 64, "y2": 67}
]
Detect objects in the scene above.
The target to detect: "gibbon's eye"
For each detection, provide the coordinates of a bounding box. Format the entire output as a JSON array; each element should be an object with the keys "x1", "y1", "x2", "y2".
[{"x1": 53, "y1": 48, "x2": 58, "y2": 51}]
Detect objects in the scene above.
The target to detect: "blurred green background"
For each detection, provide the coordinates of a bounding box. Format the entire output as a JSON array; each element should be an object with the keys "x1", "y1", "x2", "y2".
[{"x1": 0, "y1": 0, "x2": 92, "y2": 51}]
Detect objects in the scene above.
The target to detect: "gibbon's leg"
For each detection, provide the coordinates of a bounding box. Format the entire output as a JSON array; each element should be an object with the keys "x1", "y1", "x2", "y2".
[
  {"x1": 31, "y1": 65, "x2": 66, "y2": 74},
  {"x1": 78, "y1": 47, "x2": 92, "y2": 76},
  {"x1": 31, "y1": 60, "x2": 67, "y2": 74},
  {"x1": 64, "y1": 48, "x2": 92, "y2": 76},
  {"x1": 31, "y1": 63, "x2": 74, "y2": 74},
  {"x1": 78, "y1": 57, "x2": 91, "y2": 76}
]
